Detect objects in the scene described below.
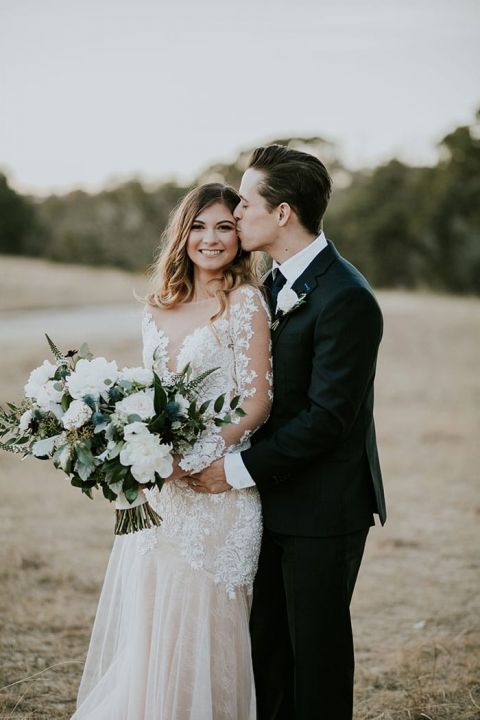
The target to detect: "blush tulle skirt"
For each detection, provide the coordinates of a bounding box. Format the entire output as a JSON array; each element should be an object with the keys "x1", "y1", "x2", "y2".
[{"x1": 71, "y1": 532, "x2": 256, "y2": 720}]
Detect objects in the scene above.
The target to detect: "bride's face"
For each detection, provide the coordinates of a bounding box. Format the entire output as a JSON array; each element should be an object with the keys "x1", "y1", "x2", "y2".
[{"x1": 187, "y1": 202, "x2": 239, "y2": 275}]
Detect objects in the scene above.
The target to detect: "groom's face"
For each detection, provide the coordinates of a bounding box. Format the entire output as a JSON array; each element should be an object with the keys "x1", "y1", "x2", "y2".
[{"x1": 234, "y1": 169, "x2": 279, "y2": 253}]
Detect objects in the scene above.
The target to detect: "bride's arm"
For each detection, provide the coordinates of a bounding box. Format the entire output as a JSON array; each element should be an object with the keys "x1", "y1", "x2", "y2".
[{"x1": 178, "y1": 286, "x2": 272, "y2": 475}]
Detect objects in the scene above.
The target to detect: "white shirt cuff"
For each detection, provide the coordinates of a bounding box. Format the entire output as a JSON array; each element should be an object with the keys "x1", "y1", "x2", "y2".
[{"x1": 224, "y1": 452, "x2": 256, "y2": 489}]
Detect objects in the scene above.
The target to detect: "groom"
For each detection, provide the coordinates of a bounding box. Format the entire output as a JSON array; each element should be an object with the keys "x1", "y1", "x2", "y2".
[{"x1": 193, "y1": 145, "x2": 386, "y2": 720}]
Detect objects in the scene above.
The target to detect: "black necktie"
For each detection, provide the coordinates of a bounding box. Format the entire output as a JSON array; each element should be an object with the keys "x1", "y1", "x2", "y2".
[{"x1": 269, "y1": 269, "x2": 287, "y2": 315}]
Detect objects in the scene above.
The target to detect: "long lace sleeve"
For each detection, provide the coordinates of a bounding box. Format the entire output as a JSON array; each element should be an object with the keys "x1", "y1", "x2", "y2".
[{"x1": 179, "y1": 286, "x2": 272, "y2": 473}]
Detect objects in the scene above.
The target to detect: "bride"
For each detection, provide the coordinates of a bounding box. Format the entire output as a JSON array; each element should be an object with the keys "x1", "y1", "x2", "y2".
[{"x1": 72, "y1": 183, "x2": 273, "y2": 720}]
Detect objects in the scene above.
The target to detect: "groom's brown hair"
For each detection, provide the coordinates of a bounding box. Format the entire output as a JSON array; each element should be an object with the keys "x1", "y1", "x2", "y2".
[{"x1": 248, "y1": 144, "x2": 332, "y2": 235}]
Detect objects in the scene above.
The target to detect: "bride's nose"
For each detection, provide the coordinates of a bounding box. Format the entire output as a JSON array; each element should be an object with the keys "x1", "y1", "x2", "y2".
[{"x1": 202, "y1": 229, "x2": 220, "y2": 245}]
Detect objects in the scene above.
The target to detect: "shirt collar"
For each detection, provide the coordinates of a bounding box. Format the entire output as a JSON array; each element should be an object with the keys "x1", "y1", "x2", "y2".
[{"x1": 272, "y1": 232, "x2": 328, "y2": 286}]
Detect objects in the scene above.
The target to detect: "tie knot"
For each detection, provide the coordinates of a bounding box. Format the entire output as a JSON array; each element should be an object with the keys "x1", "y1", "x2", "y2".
[
  {"x1": 272, "y1": 268, "x2": 286, "y2": 289},
  {"x1": 270, "y1": 269, "x2": 287, "y2": 313}
]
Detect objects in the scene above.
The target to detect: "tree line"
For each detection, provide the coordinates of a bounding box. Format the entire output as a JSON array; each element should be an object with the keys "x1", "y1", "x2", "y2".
[{"x1": 1, "y1": 109, "x2": 479, "y2": 294}]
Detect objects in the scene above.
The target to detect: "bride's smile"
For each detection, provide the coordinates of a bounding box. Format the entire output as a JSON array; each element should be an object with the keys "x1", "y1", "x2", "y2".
[{"x1": 187, "y1": 201, "x2": 239, "y2": 283}]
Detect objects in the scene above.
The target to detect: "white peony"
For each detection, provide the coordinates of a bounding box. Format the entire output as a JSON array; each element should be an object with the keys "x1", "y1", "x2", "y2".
[
  {"x1": 67, "y1": 357, "x2": 118, "y2": 400},
  {"x1": 276, "y1": 286, "x2": 302, "y2": 314},
  {"x1": 120, "y1": 422, "x2": 173, "y2": 484},
  {"x1": 19, "y1": 410, "x2": 33, "y2": 432},
  {"x1": 62, "y1": 400, "x2": 93, "y2": 430},
  {"x1": 118, "y1": 366, "x2": 154, "y2": 386},
  {"x1": 115, "y1": 389, "x2": 155, "y2": 421},
  {"x1": 24, "y1": 360, "x2": 58, "y2": 399}
]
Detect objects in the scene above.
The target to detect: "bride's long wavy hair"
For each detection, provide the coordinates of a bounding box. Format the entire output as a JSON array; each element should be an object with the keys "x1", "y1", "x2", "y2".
[{"x1": 148, "y1": 183, "x2": 261, "y2": 321}]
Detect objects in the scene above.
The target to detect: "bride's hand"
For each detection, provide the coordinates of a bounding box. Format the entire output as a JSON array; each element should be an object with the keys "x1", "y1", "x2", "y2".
[{"x1": 164, "y1": 456, "x2": 190, "y2": 483}]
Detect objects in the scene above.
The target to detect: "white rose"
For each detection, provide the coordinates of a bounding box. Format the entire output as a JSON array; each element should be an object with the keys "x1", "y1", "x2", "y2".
[
  {"x1": 62, "y1": 399, "x2": 93, "y2": 430},
  {"x1": 67, "y1": 357, "x2": 118, "y2": 400},
  {"x1": 115, "y1": 389, "x2": 155, "y2": 421},
  {"x1": 35, "y1": 380, "x2": 64, "y2": 410},
  {"x1": 24, "y1": 360, "x2": 58, "y2": 399},
  {"x1": 120, "y1": 422, "x2": 173, "y2": 484},
  {"x1": 119, "y1": 367, "x2": 154, "y2": 386},
  {"x1": 19, "y1": 410, "x2": 33, "y2": 432},
  {"x1": 276, "y1": 286, "x2": 301, "y2": 314}
]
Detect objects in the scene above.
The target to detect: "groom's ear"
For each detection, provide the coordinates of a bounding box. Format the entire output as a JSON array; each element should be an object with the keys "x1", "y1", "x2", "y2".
[{"x1": 277, "y1": 203, "x2": 292, "y2": 227}]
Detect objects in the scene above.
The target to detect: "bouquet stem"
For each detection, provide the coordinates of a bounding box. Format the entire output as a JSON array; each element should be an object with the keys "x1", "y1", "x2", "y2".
[{"x1": 115, "y1": 502, "x2": 162, "y2": 535}]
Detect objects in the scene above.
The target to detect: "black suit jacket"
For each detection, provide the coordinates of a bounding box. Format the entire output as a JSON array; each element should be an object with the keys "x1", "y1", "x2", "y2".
[{"x1": 242, "y1": 240, "x2": 386, "y2": 537}]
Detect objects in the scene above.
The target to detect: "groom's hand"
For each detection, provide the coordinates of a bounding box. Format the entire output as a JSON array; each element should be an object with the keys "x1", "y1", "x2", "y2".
[{"x1": 189, "y1": 458, "x2": 232, "y2": 494}]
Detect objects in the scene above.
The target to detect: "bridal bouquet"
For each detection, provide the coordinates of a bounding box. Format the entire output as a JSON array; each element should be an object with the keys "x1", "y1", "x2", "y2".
[{"x1": 0, "y1": 335, "x2": 243, "y2": 535}]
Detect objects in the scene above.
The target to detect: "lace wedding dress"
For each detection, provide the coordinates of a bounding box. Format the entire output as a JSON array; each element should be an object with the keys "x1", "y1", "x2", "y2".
[{"x1": 72, "y1": 286, "x2": 272, "y2": 720}]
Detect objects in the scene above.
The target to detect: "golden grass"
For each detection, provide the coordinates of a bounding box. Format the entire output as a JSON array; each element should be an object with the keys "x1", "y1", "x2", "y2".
[
  {"x1": 0, "y1": 258, "x2": 479, "y2": 718},
  {"x1": 0, "y1": 254, "x2": 148, "y2": 311}
]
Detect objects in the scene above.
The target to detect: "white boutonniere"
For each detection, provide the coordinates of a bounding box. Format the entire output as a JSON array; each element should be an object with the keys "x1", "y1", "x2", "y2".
[{"x1": 271, "y1": 286, "x2": 307, "y2": 330}]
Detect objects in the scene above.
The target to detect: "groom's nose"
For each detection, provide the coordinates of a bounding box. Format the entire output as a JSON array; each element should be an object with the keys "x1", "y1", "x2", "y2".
[{"x1": 233, "y1": 202, "x2": 242, "y2": 220}]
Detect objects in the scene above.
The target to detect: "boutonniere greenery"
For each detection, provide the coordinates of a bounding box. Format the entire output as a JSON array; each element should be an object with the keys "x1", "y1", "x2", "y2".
[{"x1": 271, "y1": 286, "x2": 308, "y2": 330}]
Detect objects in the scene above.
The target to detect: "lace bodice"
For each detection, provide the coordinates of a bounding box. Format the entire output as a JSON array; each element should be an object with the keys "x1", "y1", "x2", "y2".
[{"x1": 140, "y1": 285, "x2": 273, "y2": 597}]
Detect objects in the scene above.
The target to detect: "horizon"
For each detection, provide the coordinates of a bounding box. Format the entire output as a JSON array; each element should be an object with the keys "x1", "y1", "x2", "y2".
[{"x1": 1, "y1": 0, "x2": 479, "y2": 196}]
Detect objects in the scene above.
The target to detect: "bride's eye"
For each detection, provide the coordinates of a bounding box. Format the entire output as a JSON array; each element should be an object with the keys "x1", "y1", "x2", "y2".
[{"x1": 191, "y1": 223, "x2": 203, "y2": 230}]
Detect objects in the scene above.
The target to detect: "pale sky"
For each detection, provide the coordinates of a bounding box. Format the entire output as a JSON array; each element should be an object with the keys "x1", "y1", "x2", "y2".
[{"x1": 1, "y1": 0, "x2": 479, "y2": 195}]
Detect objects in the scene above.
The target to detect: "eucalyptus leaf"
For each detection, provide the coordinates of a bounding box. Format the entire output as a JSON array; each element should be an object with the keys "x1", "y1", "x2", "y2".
[
  {"x1": 75, "y1": 460, "x2": 95, "y2": 482},
  {"x1": 76, "y1": 444, "x2": 94, "y2": 465}
]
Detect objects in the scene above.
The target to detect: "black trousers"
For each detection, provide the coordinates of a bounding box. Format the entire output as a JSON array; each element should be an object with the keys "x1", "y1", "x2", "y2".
[{"x1": 249, "y1": 527, "x2": 369, "y2": 720}]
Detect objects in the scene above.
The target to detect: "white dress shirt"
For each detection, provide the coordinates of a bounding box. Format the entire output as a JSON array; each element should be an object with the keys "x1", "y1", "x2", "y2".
[{"x1": 225, "y1": 232, "x2": 328, "y2": 489}]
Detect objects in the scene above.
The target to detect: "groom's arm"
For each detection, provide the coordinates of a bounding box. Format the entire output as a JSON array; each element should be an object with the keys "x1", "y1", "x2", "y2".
[{"x1": 241, "y1": 286, "x2": 383, "y2": 491}]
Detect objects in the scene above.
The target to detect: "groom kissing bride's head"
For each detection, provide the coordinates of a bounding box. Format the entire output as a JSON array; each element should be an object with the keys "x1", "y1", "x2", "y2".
[{"x1": 234, "y1": 143, "x2": 332, "y2": 262}]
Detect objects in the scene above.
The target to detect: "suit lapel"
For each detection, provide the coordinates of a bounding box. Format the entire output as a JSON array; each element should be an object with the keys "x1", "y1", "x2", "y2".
[{"x1": 271, "y1": 240, "x2": 338, "y2": 348}]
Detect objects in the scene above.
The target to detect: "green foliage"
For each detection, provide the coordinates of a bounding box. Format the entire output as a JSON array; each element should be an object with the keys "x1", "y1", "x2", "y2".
[
  {"x1": 0, "y1": 174, "x2": 37, "y2": 255},
  {"x1": 326, "y1": 110, "x2": 480, "y2": 294}
]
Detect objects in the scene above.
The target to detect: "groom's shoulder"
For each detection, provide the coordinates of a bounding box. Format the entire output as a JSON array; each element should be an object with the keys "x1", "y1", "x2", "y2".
[
  {"x1": 313, "y1": 242, "x2": 382, "y2": 322},
  {"x1": 323, "y1": 241, "x2": 377, "y2": 296}
]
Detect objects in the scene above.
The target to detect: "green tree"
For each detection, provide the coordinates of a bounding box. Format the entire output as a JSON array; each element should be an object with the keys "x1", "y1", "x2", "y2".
[
  {"x1": 0, "y1": 174, "x2": 36, "y2": 255},
  {"x1": 421, "y1": 115, "x2": 480, "y2": 293}
]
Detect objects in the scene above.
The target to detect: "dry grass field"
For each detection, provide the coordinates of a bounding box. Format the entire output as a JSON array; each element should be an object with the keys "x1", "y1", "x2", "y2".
[
  {"x1": 0, "y1": 257, "x2": 479, "y2": 719},
  {"x1": 0, "y1": 255, "x2": 148, "y2": 311}
]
